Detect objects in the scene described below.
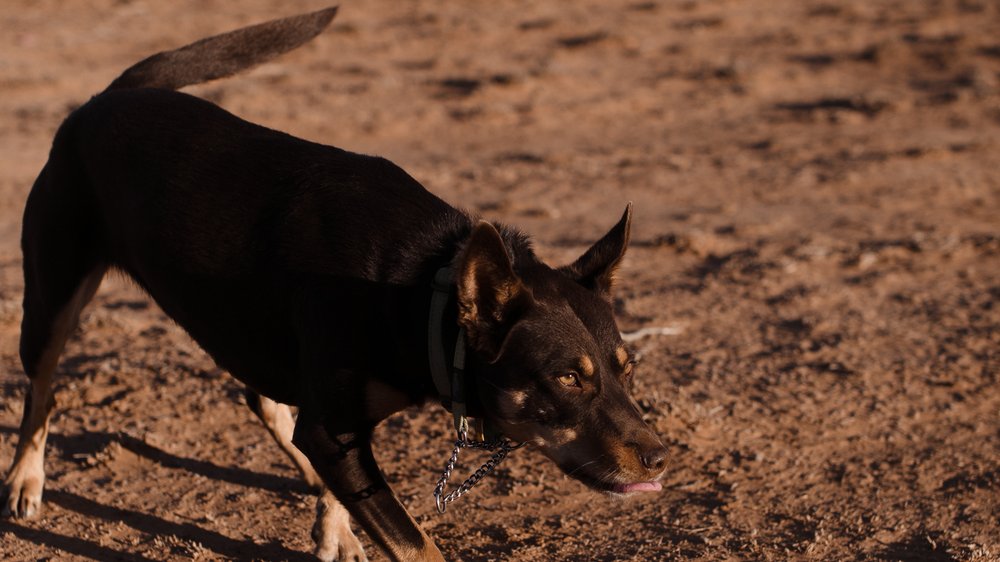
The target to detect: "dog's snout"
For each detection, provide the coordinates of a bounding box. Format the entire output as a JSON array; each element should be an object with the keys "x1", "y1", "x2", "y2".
[
  {"x1": 626, "y1": 438, "x2": 668, "y2": 475},
  {"x1": 640, "y1": 446, "x2": 667, "y2": 472}
]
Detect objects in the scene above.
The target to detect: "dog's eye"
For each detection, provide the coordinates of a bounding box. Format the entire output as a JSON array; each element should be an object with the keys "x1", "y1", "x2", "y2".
[{"x1": 556, "y1": 372, "x2": 581, "y2": 388}]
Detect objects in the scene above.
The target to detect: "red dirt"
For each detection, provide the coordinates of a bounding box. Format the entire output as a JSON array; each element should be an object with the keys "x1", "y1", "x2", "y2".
[{"x1": 1, "y1": 1, "x2": 998, "y2": 560}]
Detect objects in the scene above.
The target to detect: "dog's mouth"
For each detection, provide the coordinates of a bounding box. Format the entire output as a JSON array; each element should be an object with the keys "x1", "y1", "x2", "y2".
[
  {"x1": 612, "y1": 481, "x2": 662, "y2": 494},
  {"x1": 573, "y1": 470, "x2": 663, "y2": 496}
]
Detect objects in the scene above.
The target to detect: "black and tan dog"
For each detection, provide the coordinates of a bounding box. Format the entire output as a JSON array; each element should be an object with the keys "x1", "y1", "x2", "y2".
[{"x1": 1, "y1": 7, "x2": 667, "y2": 561}]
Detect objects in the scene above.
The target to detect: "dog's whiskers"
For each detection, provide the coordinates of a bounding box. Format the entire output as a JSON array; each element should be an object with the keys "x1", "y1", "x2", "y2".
[{"x1": 567, "y1": 457, "x2": 604, "y2": 478}]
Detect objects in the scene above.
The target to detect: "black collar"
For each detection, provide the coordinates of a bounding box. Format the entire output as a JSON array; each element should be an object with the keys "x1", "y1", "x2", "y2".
[
  {"x1": 427, "y1": 267, "x2": 498, "y2": 440},
  {"x1": 427, "y1": 267, "x2": 467, "y2": 427}
]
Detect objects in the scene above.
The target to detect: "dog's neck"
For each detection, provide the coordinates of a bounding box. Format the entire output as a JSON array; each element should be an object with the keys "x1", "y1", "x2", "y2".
[{"x1": 362, "y1": 219, "x2": 535, "y2": 423}]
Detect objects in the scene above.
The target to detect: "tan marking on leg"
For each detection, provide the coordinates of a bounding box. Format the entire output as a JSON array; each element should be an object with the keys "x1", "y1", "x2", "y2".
[
  {"x1": 4, "y1": 269, "x2": 103, "y2": 519},
  {"x1": 412, "y1": 542, "x2": 447, "y2": 562},
  {"x1": 381, "y1": 529, "x2": 445, "y2": 562},
  {"x1": 256, "y1": 398, "x2": 371, "y2": 559},
  {"x1": 313, "y1": 489, "x2": 368, "y2": 562},
  {"x1": 2, "y1": 375, "x2": 54, "y2": 518},
  {"x1": 255, "y1": 395, "x2": 323, "y2": 489}
]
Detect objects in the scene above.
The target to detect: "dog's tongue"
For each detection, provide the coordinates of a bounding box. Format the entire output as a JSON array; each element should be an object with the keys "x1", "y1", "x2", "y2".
[{"x1": 614, "y1": 481, "x2": 662, "y2": 493}]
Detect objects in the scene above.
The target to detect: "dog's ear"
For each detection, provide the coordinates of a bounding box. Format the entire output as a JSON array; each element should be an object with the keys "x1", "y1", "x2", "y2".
[
  {"x1": 457, "y1": 221, "x2": 533, "y2": 359},
  {"x1": 561, "y1": 203, "x2": 632, "y2": 297}
]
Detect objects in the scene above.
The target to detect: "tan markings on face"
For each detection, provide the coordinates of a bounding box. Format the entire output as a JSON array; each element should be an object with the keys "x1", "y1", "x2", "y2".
[
  {"x1": 615, "y1": 346, "x2": 629, "y2": 367},
  {"x1": 611, "y1": 442, "x2": 646, "y2": 473},
  {"x1": 552, "y1": 428, "x2": 578, "y2": 444},
  {"x1": 533, "y1": 428, "x2": 580, "y2": 455},
  {"x1": 579, "y1": 355, "x2": 595, "y2": 377},
  {"x1": 538, "y1": 427, "x2": 580, "y2": 448},
  {"x1": 497, "y1": 390, "x2": 529, "y2": 419},
  {"x1": 536, "y1": 429, "x2": 595, "y2": 467}
]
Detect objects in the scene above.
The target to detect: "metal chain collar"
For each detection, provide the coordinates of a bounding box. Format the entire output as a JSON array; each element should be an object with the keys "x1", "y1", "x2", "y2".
[{"x1": 433, "y1": 419, "x2": 524, "y2": 513}]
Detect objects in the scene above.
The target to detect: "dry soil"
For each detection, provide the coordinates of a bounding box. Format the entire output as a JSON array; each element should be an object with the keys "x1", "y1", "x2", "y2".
[{"x1": 1, "y1": 1, "x2": 998, "y2": 560}]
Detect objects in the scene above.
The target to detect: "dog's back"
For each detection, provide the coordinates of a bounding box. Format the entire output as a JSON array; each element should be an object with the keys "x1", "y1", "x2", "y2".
[{"x1": 24, "y1": 6, "x2": 472, "y2": 401}]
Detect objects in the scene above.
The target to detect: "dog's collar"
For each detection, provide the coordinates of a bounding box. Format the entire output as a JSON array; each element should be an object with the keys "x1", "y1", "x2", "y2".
[
  {"x1": 428, "y1": 266, "x2": 496, "y2": 441},
  {"x1": 427, "y1": 267, "x2": 466, "y2": 426}
]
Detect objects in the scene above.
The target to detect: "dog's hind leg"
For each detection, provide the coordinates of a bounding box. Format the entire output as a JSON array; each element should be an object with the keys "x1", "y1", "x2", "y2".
[
  {"x1": 2, "y1": 164, "x2": 106, "y2": 519},
  {"x1": 244, "y1": 389, "x2": 367, "y2": 561}
]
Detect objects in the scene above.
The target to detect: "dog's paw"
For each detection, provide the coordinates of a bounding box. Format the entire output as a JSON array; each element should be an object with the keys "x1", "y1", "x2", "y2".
[
  {"x1": 312, "y1": 493, "x2": 367, "y2": 562},
  {"x1": 313, "y1": 531, "x2": 367, "y2": 562},
  {"x1": 1, "y1": 469, "x2": 45, "y2": 519}
]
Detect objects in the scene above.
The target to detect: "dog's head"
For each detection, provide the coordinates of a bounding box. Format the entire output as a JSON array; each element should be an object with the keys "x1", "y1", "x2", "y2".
[{"x1": 458, "y1": 205, "x2": 667, "y2": 495}]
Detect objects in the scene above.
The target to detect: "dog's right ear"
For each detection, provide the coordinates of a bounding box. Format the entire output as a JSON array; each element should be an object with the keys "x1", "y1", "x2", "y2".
[
  {"x1": 560, "y1": 203, "x2": 632, "y2": 299},
  {"x1": 457, "y1": 221, "x2": 533, "y2": 360}
]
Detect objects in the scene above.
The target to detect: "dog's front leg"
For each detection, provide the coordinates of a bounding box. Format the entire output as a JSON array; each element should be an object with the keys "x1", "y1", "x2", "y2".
[{"x1": 293, "y1": 417, "x2": 445, "y2": 562}]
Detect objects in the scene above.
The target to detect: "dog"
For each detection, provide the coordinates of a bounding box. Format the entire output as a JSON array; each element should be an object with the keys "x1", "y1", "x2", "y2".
[{"x1": 1, "y1": 7, "x2": 668, "y2": 561}]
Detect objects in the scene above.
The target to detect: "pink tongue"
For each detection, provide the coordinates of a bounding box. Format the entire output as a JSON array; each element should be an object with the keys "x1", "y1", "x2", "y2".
[{"x1": 614, "y1": 481, "x2": 662, "y2": 493}]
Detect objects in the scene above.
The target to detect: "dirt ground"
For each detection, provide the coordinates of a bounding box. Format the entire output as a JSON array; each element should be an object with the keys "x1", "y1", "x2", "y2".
[{"x1": 1, "y1": 0, "x2": 998, "y2": 560}]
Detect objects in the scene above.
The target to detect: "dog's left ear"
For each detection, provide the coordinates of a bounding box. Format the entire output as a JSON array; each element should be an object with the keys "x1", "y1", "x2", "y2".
[
  {"x1": 457, "y1": 221, "x2": 534, "y2": 359},
  {"x1": 561, "y1": 203, "x2": 632, "y2": 297}
]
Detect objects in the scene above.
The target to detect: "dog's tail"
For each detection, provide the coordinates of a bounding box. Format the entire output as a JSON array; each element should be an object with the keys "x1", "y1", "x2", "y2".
[{"x1": 104, "y1": 6, "x2": 338, "y2": 92}]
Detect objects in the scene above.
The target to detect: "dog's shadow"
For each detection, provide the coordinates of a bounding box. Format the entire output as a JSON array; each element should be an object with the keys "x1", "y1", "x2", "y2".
[
  {"x1": 1, "y1": 489, "x2": 316, "y2": 561},
  {"x1": 0, "y1": 426, "x2": 316, "y2": 561},
  {"x1": 0, "y1": 519, "x2": 158, "y2": 562},
  {"x1": 46, "y1": 429, "x2": 313, "y2": 496}
]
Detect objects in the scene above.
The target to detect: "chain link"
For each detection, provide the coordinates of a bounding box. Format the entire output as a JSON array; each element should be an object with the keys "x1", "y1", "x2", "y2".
[{"x1": 433, "y1": 429, "x2": 523, "y2": 513}]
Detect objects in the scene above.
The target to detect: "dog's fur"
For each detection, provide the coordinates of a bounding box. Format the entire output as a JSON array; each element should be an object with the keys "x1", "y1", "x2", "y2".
[{"x1": 1, "y1": 8, "x2": 667, "y2": 561}]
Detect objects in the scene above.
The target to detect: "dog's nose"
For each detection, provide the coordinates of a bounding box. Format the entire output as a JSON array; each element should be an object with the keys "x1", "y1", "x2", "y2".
[{"x1": 640, "y1": 445, "x2": 667, "y2": 472}]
